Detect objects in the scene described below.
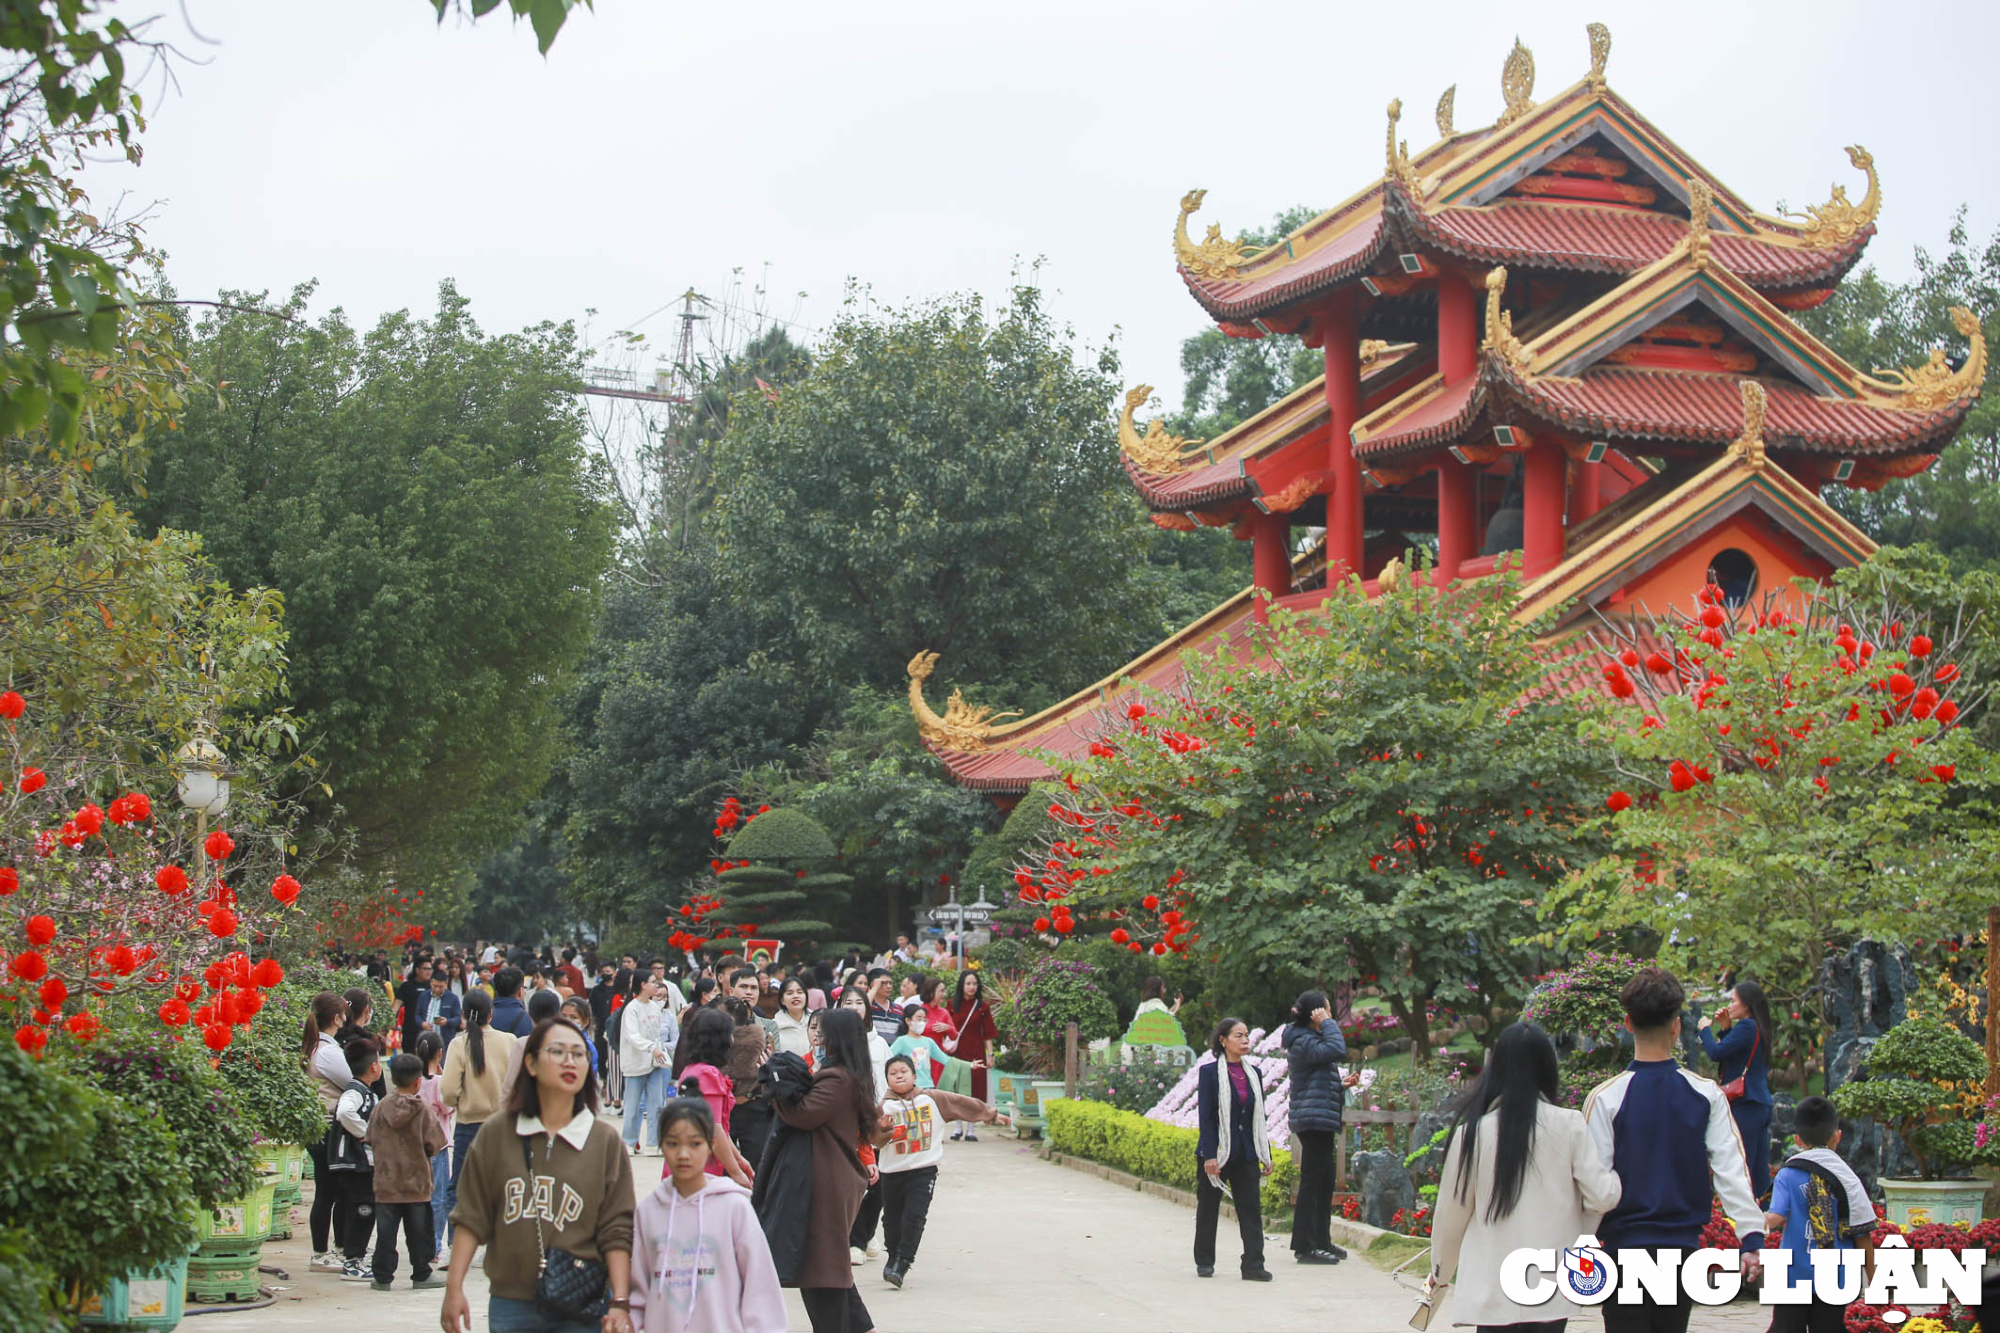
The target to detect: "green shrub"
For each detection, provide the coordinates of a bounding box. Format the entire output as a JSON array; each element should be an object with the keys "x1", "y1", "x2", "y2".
[
  {"x1": 215, "y1": 980, "x2": 338, "y2": 1147},
  {"x1": 1045, "y1": 1097, "x2": 1297, "y2": 1218},
  {"x1": 65, "y1": 1025, "x2": 257, "y2": 1209},
  {"x1": 1522, "y1": 952, "x2": 1640, "y2": 1075},
  {"x1": 996, "y1": 956, "x2": 1120, "y2": 1075},
  {"x1": 1076, "y1": 1056, "x2": 1185, "y2": 1113},
  {"x1": 1831, "y1": 1015, "x2": 1992, "y2": 1179},
  {"x1": 726, "y1": 807, "x2": 837, "y2": 860}
]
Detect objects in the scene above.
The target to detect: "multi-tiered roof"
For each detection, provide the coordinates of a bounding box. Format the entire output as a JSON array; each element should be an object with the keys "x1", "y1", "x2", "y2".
[{"x1": 912, "y1": 25, "x2": 1984, "y2": 799}]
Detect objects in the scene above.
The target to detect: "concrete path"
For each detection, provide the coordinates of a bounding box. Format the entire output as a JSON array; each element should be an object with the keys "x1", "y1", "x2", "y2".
[{"x1": 253, "y1": 1127, "x2": 1768, "y2": 1331}]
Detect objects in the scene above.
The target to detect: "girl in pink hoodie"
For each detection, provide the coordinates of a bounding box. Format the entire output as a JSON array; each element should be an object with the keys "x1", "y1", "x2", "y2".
[{"x1": 630, "y1": 1099, "x2": 787, "y2": 1333}]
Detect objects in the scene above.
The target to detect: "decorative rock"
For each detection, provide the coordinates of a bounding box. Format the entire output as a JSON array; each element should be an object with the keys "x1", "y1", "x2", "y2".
[
  {"x1": 1407, "y1": 1110, "x2": 1452, "y2": 1179},
  {"x1": 1820, "y1": 940, "x2": 1918, "y2": 1195},
  {"x1": 1353, "y1": 1148, "x2": 1416, "y2": 1230}
]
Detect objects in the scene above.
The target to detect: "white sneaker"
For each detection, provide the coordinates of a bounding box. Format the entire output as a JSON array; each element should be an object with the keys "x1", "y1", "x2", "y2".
[
  {"x1": 339, "y1": 1260, "x2": 369, "y2": 1282},
  {"x1": 865, "y1": 1244, "x2": 881, "y2": 1259},
  {"x1": 310, "y1": 1252, "x2": 344, "y2": 1271},
  {"x1": 850, "y1": 1246, "x2": 867, "y2": 1266}
]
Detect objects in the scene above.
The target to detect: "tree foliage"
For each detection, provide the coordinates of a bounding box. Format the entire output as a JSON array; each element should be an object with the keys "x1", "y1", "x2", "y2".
[
  {"x1": 426, "y1": 0, "x2": 592, "y2": 52},
  {"x1": 126, "y1": 283, "x2": 618, "y2": 896}
]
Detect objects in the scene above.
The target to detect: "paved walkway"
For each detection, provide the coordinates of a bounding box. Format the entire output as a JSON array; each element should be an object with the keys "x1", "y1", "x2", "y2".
[{"x1": 256, "y1": 1129, "x2": 1768, "y2": 1332}]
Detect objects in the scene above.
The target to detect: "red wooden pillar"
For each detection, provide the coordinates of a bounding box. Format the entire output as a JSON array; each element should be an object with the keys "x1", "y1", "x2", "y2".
[
  {"x1": 1434, "y1": 276, "x2": 1480, "y2": 583},
  {"x1": 1523, "y1": 440, "x2": 1567, "y2": 578},
  {"x1": 1571, "y1": 458, "x2": 1603, "y2": 523},
  {"x1": 1251, "y1": 512, "x2": 1290, "y2": 621},
  {"x1": 1321, "y1": 296, "x2": 1364, "y2": 584}
]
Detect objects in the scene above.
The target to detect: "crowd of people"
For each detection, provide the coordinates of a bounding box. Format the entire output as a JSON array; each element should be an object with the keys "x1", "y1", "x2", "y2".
[{"x1": 303, "y1": 935, "x2": 1002, "y2": 1333}]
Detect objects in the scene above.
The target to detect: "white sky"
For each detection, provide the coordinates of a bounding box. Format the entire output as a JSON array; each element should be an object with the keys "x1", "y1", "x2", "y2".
[{"x1": 90, "y1": 0, "x2": 2000, "y2": 411}]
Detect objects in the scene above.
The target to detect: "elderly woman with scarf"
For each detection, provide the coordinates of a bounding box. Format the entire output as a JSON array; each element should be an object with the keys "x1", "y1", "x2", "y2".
[{"x1": 1194, "y1": 1016, "x2": 1274, "y2": 1282}]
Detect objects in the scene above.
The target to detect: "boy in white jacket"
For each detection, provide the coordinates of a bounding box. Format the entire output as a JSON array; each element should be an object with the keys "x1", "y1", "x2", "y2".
[
  {"x1": 875, "y1": 1054, "x2": 1000, "y2": 1288},
  {"x1": 629, "y1": 1099, "x2": 785, "y2": 1333}
]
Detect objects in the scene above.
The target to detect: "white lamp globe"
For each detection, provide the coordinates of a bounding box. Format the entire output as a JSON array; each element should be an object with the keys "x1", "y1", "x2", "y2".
[{"x1": 175, "y1": 738, "x2": 230, "y2": 816}]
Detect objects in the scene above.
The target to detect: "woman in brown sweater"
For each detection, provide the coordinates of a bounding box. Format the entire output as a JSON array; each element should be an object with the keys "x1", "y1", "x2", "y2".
[
  {"x1": 778, "y1": 1007, "x2": 885, "y2": 1333},
  {"x1": 442, "y1": 1015, "x2": 635, "y2": 1333}
]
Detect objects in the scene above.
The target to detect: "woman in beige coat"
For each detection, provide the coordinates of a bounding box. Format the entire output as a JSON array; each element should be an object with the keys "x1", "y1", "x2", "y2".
[
  {"x1": 437, "y1": 989, "x2": 519, "y2": 1249},
  {"x1": 1427, "y1": 1022, "x2": 1622, "y2": 1332}
]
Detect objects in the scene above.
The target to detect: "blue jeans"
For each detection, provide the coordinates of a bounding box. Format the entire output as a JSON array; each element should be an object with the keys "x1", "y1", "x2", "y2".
[
  {"x1": 429, "y1": 1145, "x2": 451, "y2": 1259},
  {"x1": 487, "y1": 1294, "x2": 600, "y2": 1333},
  {"x1": 621, "y1": 1067, "x2": 671, "y2": 1149}
]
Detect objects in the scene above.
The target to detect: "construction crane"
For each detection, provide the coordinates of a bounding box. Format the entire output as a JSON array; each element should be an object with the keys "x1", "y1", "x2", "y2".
[{"x1": 579, "y1": 289, "x2": 707, "y2": 411}]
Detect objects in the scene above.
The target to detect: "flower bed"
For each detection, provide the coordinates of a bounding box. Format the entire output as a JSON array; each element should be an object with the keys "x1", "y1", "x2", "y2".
[{"x1": 1045, "y1": 1096, "x2": 1297, "y2": 1218}]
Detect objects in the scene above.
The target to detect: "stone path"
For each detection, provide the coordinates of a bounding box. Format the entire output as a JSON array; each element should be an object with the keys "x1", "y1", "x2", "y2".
[{"x1": 255, "y1": 1126, "x2": 1772, "y2": 1331}]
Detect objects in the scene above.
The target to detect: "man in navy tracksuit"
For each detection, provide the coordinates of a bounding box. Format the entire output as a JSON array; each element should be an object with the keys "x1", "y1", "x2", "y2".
[{"x1": 1583, "y1": 967, "x2": 1763, "y2": 1333}]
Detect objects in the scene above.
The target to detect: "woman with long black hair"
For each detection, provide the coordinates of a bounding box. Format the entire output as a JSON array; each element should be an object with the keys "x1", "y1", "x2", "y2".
[
  {"x1": 437, "y1": 988, "x2": 519, "y2": 1252},
  {"x1": 775, "y1": 1006, "x2": 884, "y2": 1333},
  {"x1": 1282, "y1": 989, "x2": 1354, "y2": 1266},
  {"x1": 1699, "y1": 977, "x2": 1775, "y2": 1199},
  {"x1": 1426, "y1": 1022, "x2": 1622, "y2": 1333}
]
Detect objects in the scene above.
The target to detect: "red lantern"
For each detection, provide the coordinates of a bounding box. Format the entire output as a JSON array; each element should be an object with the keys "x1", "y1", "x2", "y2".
[
  {"x1": 1606, "y1": 791, "x2": 1633, "y2": 812},
  {"x1": 17, "y1": 766, "x2": 45, "y2": 794},
  {"x1": 0, "y1": 691, "x2": 23, "y2": 719},
  {"x1": 23, "y1": 915, "x2": 54, "y2": 947},
  {"x1": 64, "y1": 1012, "x2": 100, "y2": 1042},
  {"x1": 207, "y1": 908, "x2": 239, "y2": 939},
  {"x1": 14, "y1": 1024, "x2": 46, "y2": 1055},
  {"x1": 37, "y1": 976, "x2": 67, "y2": 1009},
  {"x1": 159, "y1": 998, "x2": 190, "y2": 1026},
  {"x1": 156, "y1": 865, "x2": 189, "y2": 894},
  {"x1": 202, "y1": 1024, "x2": 231, "y2": 1052},
  {"x1": 270, "y1": 873, "x2": 301, "y2": 906},
  {"x1": 252, "y1": 958, "x2": 284, "y2": 989},
  {"x1": 203, "y1": 829, "x2": 235, "y2": 861}
]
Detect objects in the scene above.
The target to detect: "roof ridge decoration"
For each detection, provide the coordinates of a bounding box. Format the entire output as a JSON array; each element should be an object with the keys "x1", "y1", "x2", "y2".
[
  {"x1": 907, "y1": 651, "x2": 1019, "y2": 753},
  {"x1": 1685, "y1": 179, "x2": 1714, "y2": 271},
  {"x1": 1119, "y1": 384, "x2": 1199, "y2": 474},
  {"x1": 1730, "y1": 379, "x2": 1768, "y2": 470},
  {"x1": 1174, "y1": 190, "x2": 1251, "y2": 281},
  {"x1": 1384, "y1": 100, "x2": 1429, "y2": 202},
  {"x1": 1586, "y1": 22, "x2": 1611, "y2": 96},
  {"x1": 1482, "y1": 266, "x2": 1532, "y2": 368},
  {"x1": 1495, "y1": 37, "x2": 1536, "y2": 129},
  {"x1": 1770, "y1": 147, "x2": 1881, "y2": 251},
  {"x1": 1435, "y1": 85, "x2": 1456, "y2": 138},
  {"x1": 1865, "y1": 307, "x2": 1988, "y2": 411}
]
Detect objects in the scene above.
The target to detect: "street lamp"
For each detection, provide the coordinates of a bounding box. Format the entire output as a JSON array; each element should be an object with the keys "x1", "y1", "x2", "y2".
[{"x1": 176, "y1": 738, "x2": 230, "y2": 886}]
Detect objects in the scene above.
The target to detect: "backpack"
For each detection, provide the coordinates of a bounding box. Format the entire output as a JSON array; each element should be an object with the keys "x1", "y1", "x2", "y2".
[
  {"x1": 605, "y1": 1003, "x2": 625, "y2": 1051},
  {"x1": 324, "y1": 1080, "x2": 377, "y2": 1173}
]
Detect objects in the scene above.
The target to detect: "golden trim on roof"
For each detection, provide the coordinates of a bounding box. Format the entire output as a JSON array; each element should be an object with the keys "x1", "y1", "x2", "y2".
[
  {"x1": 1174, "y1": 190, "x2": 1251, "y2": 281},
  {"x1": 1496, "y1": 38, "x2": 1537, "y2": 129},
  {"x1": 1768, "y1": 146, "x2": 1880, "y2": 251},
  {"x1": 1384, "y1": 100, "x2": 1428, "y2": 202},
  {"x1": 1435, "y1": 85, "x2": 1456, "y2": 138},
  {"x1": 1586, "y1": 23, "x2": 1611, "y2": 96},
  {"x1": 1686, "y1": 180, "x2": 1714, "y2": 271},
  {"x1": 1119, "y1": 384, "x2": 1199, "y2": 474},
  {"x1": 1483, "y1": 266, "x2": 1532, "y2": 368},
  {"x1": 1730, "y1": 380, "x2": 1768, "y2": 470},
  {"x1": 1359, "y1": 339, "x2": 1390, "y2": 368},
  {"x1": 908, "y1": 652, "x2": 1020, "y2": 753},
  {"x1": 1867, "y1": 307, "x2": 1987, "y2": 411}
]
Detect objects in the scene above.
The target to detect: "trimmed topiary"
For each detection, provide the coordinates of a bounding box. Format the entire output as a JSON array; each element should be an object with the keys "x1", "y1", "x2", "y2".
[{"x1": 725, "y1": 807, "x2": 837, "y2": 862}]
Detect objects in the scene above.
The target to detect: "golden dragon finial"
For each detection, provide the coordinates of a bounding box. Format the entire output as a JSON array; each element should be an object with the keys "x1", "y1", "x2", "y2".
[
  {"x1": 1482, "y1": 267, "x2": 1530, "y2": 368},
  {"x1": 1496, "y1": 37, "x2": 1536, "y2": 128},
  {"x1": 1869, "y1": 307, "x2": 1988, "y2": 411},
  {"x1": 1686, "y1": 179, "x2": 1714, "y2": 270},
  {"x1": 1435, "y1": 85, "x2": 1456, "y2": 138},
  {"x1": 907, "y1": 651, "x2": 1020, "y2": 754},
  {"x1": 1119, "y1": 384, "x2": 1198, "y2": 474},
  {"x1": 1729, "y1": 380, "x2": 1768, "y2": 470},
  {"x1": 1586, "y1": 23, "x2": 1612, "y2": 95},
  {"x1": 1779, "y1": 146, "x2": 1881, "y2": 250},
  {"x1": 1174, "y1": 189, "x2": 1250, "y2": 282}
]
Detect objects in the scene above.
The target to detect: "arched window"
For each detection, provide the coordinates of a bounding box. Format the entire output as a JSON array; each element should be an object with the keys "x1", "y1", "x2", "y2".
[{"x1": 1706, "y1": 548, "x2": 1759, "y2": 607}]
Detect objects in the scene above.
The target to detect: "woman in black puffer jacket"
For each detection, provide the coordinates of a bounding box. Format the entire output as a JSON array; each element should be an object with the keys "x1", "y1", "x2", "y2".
[{"x1": 1283, "y1": 989, "x2": 1353, "y2": 1265}]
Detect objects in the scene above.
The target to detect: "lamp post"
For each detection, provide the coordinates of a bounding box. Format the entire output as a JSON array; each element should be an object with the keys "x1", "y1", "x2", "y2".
[{"x1": 176, "y1": 738, "x2": 230, "y2": 888}]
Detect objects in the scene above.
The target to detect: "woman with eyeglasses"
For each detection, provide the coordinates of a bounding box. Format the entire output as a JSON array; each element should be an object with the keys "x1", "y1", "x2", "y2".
[{"x1": 441, "y1": 1015, "x2": 636, "y2": 1333}]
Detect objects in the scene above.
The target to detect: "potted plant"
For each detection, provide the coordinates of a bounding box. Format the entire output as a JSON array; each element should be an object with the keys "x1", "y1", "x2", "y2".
[
  {"x1": 214, "y1": 978, "x2": 338, "y2": 1248},
  {"x1": 995, "y1": 958, "x2": 1120, "y2": 1132},
  {"x1": 1832, "y1": 1016, "x2": 1995, "y2": 1227}
]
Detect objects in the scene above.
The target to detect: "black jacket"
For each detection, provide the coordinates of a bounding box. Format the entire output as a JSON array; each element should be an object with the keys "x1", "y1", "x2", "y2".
[
  {"x1": 1283, "y1": 1018, "x2": 1348, "y2": 1133},
  {"x1": 751, "y1": 1052, "x2": 816, "y2": 1285}
]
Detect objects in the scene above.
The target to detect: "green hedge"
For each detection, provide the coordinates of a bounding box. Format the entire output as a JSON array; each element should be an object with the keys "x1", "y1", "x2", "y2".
[{"x1": 1045, "y1": 1097, "x2": 1297, "y2": 1218}]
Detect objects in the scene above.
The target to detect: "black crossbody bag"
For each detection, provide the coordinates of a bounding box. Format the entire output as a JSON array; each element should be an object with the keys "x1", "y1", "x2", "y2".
[{"x1": 519, "y1": 1135, "x2": 610, "y2": 1321}]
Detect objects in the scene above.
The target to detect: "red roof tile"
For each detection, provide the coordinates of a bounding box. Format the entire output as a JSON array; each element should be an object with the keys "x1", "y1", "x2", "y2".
[{"x1": 1180, "y1": 214, "x2": 1386, "y2": 322}]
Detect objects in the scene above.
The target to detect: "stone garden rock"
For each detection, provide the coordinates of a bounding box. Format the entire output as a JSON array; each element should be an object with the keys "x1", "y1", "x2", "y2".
[{"x1": 1353, "y1": 1149, "x2": 1416, "y2": 1230}]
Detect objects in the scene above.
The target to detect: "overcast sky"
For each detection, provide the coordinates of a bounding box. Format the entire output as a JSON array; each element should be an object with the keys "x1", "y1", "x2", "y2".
[{"x1": 90, "y1": 0, "x2": 2000, "y2": 412}]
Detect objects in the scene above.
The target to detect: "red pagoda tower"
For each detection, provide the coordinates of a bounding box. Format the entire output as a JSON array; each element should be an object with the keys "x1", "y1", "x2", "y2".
[{"x1": 911, "y1": 25, "x2": 1984, "y2": 801}]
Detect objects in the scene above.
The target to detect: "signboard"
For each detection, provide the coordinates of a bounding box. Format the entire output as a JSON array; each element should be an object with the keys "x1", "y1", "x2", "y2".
[{"x1": 925, "y1": 903, "x2": 996, "y2": 925}]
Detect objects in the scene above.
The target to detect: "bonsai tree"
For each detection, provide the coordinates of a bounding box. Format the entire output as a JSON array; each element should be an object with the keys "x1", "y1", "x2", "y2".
[
  {"x1": 1521, "y1": 951, "x2": 1641, "y2": 1107},
  {"x1": 705, "y1": 805, "x2": 852, "y2": 946},
  {"x1": 1831, "y1": 1015, "x2": 1993, "y2": 1179},
  {"x1": 995, "y1": 956, "x2": 1120, "y2": 1075}
]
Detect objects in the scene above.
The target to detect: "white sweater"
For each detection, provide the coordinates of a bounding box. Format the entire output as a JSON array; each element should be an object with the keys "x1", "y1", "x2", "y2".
[
  {"x1": 1427, "y1": 1100, "x2": 1622, "y2": 1327},
  {"x1": 619, "y1": 998, "x2": 677, "y2": 1078}
]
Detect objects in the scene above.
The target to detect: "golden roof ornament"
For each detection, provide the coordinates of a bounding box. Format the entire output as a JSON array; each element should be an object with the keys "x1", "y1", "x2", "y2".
[
  {"x1": 1586, "y1": 23, "x2": 1612, "y2": 95},
  {"x1": 1871, "y1": 307, "x2": 1988, "y2": 411},
  {"x1": 1359, "y1": 339, "x2": 1389, "y2": 368},
  {"x1": 907, "y1": 651, "x2": 1020, "y2": 753},
  {"x1": 1482, "y1": 267, "x2": 1531, "y2": 368},
  {"x1": 1780, "y1": 146, "x2": 1880, "y2": 250},
  {"x1": 1174, "y1": 189, "x2": 1251, "y2": 281},
  {"x1": 1435, "y1": 85, "x2": 1456, "y2": 138},
  {"x1": 1686, "y1": 179, "x2": 1714, "y2": 270},
  {"x1": 1729, "y1": 380, "x2": 1768, "y2": 470},
  {"x1": 1496, "y1": 37, "x2": 1536, "y2": 128},
  {"x1": 1377, "y1": 556, "x2": 1407, "y2": 594},
  {"x1": 1119, "y1": 384, "x2": 1198, "y2": 474}
]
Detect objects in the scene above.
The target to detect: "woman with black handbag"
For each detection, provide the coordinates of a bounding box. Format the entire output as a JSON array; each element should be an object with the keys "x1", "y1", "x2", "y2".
[{"x1": 441, "y1": 1015, "x2": 636, "y2": 1333}]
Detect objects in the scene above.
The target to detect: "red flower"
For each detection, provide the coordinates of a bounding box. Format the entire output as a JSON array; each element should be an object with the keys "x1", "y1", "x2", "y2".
[
  {"x1": 252, "y1": 958, "x2": 284, "y2": 988},
  {"x1": 0, "y1": 867, "x2": 14, "y2": 896},
  {"x1": 18, "y1": 767, "x2": 45, "y2": 794},
  {"x1": 1606, "y1": 791, "x2": 1633, "y2": 812},
  {"x1": 156, "y1": 865, "x2": 189, "y2": 894},
  {"x1": 0, "y1": 691, "x2": 22, "y2": 719},
  {"x1": 1668, "y1": 760, "x2": 1696, "y2": 793},
  {"x1": 207, "y1": 908, "x2": 239, "y2": 938},
  {"x1": 1930, "y1": 764, "x2": 1956, "y2": 783},
  {"x1": 203, "y1": 829, "x2": 235, "y2": 861},
  {"x1": 202, "y1": 1024, "x2": 231, "y2": 1052},
  {"x1": 270, "y1": 873, "x2": 301, "y2": 906},
  {"x1": 24, "y1": 915, "x2": 54, "y2": 947},
  {"x1": 64, "y1": 1012, "x2": 99, "y2": 1042},
  {"x1": 14, "y1": 1024, "x2": 46, "y2": 1056}
]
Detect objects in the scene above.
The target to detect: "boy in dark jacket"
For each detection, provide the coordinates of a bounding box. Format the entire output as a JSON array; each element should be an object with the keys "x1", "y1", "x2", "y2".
[{"x1": 364, "y1": 1053, "x2": 448, "y2": 1291}]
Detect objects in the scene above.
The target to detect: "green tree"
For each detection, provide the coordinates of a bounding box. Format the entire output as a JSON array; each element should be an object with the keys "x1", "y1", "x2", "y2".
[
  {"x1": 1170, "y1": 205, "x2": 1323, "y2": 439},
  {"x1": 1798, "y1": 214, "x2": 2000, "y2": 570},
  {"x1": 426, "y1": 0, "x2": 591, "y2": 52},
  {"x1": 710, "y1": 286, "x2": 1161, "y2": 703},
  {"x1": 124, "y1": 282, "x2": 618, "y2": 901},
  {"x1": 1025, "y1": 568, "x2": 1609, "y2": 1057}
]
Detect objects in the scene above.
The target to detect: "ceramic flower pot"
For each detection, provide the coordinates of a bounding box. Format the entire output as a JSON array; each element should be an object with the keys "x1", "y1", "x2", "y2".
[{"x1": 1878, "y1": 1177, "x2": 1985, "y2": 1229}]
